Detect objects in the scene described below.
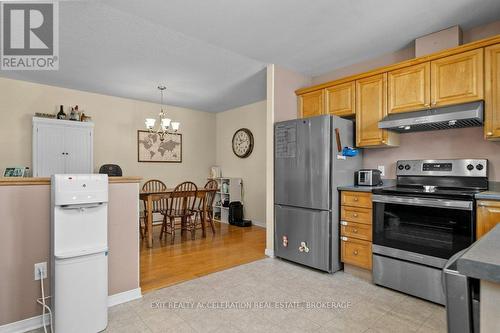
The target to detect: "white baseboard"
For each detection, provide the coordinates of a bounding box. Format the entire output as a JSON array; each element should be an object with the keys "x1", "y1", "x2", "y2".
[
  {"x1": 0, "y1": 288, "x2": 142, "y2": 333},
  {"x1": 0, "y1": 314, "x2": 51, "y2": 333},
  {"x1": 108, "y1": 287, "x2": 142, "y2": 307},
  {"x1": 265, "y1": 248, "x2": 275, "y2": 257}
]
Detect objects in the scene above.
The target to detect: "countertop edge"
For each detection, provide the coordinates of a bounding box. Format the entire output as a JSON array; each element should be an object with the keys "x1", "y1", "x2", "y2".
[
  {"x1": 0, "y1": 176, "x2": 143, "y2": 186},
  {"x1": 457, "y1": 224, "x2": 500, "y2": 284}
]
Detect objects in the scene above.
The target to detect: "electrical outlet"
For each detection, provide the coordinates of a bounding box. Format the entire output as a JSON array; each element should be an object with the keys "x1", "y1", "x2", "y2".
[
  {"x1": 34, "y1": 262, "x2": 47, "y2": 280},
  {"x1": 377, "y1": 165, "x2": 385, "y2": 177}
]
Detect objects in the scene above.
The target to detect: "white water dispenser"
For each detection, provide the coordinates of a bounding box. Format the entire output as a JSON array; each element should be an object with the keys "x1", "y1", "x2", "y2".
[{"x1": 51, "y1": 174, "x2": 108, "y2": 333}]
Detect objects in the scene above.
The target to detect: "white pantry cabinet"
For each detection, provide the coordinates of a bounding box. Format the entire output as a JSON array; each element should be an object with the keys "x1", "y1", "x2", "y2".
[{"x1": 32, "y1": 117, "x2": 94, "y2": 177}]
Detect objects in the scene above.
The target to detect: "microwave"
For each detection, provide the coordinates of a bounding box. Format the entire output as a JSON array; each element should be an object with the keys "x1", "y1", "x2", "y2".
[{"x1": 356, "y1": 169, "x2": 382, "y2": 186}]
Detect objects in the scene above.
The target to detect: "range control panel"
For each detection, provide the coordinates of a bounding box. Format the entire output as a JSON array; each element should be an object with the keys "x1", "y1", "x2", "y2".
[{"x1": 396, "y1": 159, "x2": 488, "y2": 177}]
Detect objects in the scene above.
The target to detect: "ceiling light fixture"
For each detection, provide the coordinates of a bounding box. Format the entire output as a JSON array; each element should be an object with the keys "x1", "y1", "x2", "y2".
[{"x1": 145, "y1": 85, "x2": 180, "y2": 141}]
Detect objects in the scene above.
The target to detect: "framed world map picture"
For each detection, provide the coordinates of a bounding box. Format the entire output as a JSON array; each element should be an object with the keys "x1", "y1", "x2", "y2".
[{"x1": 137, "y1": 130, "x2": 182, "y2": 163}]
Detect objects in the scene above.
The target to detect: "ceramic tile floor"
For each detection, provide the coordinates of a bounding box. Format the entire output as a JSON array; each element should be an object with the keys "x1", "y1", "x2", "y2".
[{"x1": 28, "y1": 258, "x2": 446, "y2": 333}]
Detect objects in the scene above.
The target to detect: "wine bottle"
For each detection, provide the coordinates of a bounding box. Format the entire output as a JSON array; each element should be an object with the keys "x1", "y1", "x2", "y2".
[{"x1": 57, "y1": 105, "x2": 66, "y2": 119}]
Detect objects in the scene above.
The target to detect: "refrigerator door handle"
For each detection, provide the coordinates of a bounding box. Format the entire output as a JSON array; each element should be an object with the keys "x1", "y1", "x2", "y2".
[{"x1": 55, "y1": 246, "x2": 108, "y2": 259}]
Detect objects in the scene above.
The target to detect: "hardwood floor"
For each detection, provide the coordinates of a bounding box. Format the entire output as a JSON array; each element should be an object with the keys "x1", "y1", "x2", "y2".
[{"x1": 140, "y1": 221, "x2": 266, "y2": 293}]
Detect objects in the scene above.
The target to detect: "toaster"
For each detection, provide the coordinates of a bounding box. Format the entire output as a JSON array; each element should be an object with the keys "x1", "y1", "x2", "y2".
[{"x1": 356, "y1": 169, "x2": 382, "y2": 186}]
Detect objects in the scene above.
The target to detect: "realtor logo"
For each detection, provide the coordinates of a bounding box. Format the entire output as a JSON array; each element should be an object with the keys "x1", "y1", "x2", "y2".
[{"x1": 1, "y1": 1, "x2": 59, "y2": 70}]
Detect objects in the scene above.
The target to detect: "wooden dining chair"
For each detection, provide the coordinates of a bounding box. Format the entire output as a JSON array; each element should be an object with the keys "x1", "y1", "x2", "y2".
[
  {"x1": 192, "y1": 179, "x2": 219, "y2": 235},
  {"x1": 160, "y1": 181, "x2": 198, "y2": 244},
  {"x1": 141, "y1": 179, "x2": 167, "y2": 239}
]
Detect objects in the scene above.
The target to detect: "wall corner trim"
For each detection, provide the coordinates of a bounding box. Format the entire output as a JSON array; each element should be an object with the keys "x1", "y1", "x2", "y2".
[{"x1": 0, "y1": 288, "x2": 142, "y2": 333}]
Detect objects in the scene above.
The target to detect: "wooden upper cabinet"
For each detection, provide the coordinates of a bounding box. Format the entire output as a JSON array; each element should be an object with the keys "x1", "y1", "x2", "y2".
[
  {"x1": 388, "y1": 62, "x2": 431, "y2": 114},
  {"x1": 485, "y1": 43, "x2": 500, "y2": 140},
  {"x1": 325, "y1": 81, "x2": 355, "y2": 117},
  {"x1": 476, "y1": 200, "x2": 500, "y2": 238},
  {"x1": 356, "y1": 73, "x2": 399, "y2": 147},
  {"x1": 431, "y1": 49, "x2": 484, "y2": 107},
  {"x1": 298, "y1": 90, "x2": 324, "y2": 118}
]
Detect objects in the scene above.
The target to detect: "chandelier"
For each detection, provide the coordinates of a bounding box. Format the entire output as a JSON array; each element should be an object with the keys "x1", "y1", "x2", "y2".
[{"x1": 145, "y1": 85, "x2": 180, "y2": 141}]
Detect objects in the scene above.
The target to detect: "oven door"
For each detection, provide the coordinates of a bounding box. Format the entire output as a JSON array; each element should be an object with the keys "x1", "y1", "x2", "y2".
[{"x1": 372, "y1": 195, "x2": 474, "y2": 261}]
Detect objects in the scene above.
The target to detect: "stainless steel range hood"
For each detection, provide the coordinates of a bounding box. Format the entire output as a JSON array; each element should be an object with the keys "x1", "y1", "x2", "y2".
[{"x1": 378, "y1": 101, "x2": 484, "y2": 133}]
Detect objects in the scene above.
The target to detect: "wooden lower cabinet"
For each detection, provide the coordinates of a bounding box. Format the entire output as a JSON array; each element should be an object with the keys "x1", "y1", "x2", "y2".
[
  {"x1": 341, "y1": 221, "x2": 372, "y2": 241},
  {"x1": 340, "y1": 191, "x2": 373, "y2": 270},
  {"x1": 477, "y1": 200, "x2": 500, "y2": 238},
  {"x1": 341, "y1": 237, "x2": 372, "y2": 270},
  {"x1": 485, "y1": 43, "x2": 500, "y2": 140},
  {"x1": 341, "y1": 191, "x2": 372, "y2": 209}
]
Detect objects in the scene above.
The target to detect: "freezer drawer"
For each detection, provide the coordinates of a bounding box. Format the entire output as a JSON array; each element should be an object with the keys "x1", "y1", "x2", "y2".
[
  {"x1": 54, "y1": 252, "x2": 108, "y2": 333},
  {"x1": 275, "y1": 205, "x2": 330, "y2": 272}
]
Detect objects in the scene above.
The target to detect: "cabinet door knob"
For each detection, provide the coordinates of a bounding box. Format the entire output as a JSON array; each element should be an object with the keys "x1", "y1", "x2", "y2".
[
  {"x1": 353, "y1": 228, "x2": 358, "y2": 233},
  {"x1": 353, "y1": 213, "x2": 358, "y2": 217},
  {"x1": 424, "y1": 103, "x2": 430, "y2": 107},
  {"x1": 353, "y1": 197, "x2": 359, "y2": 201},
  {"x1": 431, "y1": 101, "x2": 437, "y2": 106},
  {"x1": 487, "y1": 132, "x2": 493, "y2": 136},
  {"x1": 353, "y1": 250, "x2": 359, "y2": 255}
]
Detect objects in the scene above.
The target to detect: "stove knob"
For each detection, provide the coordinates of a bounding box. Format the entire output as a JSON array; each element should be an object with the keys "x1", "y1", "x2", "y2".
[
  {"x1": 476, "y1": 164, "x2": 484, "y2": 171},
  {"x1": 467, "y1": 164, "x2": 474, "y2": 171},
  {"x1": 398, "y1": 164, "x2": 404, "y2": 170},
  {"x1": 404, "y1": 164, "x2": 411, "y2": 170}
]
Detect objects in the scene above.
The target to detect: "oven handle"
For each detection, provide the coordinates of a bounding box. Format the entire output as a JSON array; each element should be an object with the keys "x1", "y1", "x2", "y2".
[{"x1": 372, "y1": 195, "x2": 473, "y2": 210}]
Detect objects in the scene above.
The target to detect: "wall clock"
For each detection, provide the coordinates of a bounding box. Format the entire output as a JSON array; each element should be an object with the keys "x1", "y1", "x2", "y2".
[{"x1": 232, "y1": 128, "x2": 254, "y2": 158}]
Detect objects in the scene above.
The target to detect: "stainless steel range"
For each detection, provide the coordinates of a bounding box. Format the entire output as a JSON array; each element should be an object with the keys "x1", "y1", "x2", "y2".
[{"x1": 371, "y1": 159, "x2": 488, "y2": 305}]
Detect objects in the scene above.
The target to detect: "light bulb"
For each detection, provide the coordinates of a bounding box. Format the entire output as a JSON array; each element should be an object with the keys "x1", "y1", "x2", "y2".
[
  {"x1": 145, "y1": 118, "x2": 156, "y2": 129},
  {"x1": 161, "y1": 118, "x2": 171, "y2": 130},
  {"x1": 171, "y1": 122, "x2": 180, "y2": 132}
]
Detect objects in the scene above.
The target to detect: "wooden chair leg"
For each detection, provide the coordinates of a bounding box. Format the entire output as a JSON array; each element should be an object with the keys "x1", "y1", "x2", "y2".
[
  {"x1": 170, "y1": 216, "x2": 175, "y2": 245},
  {"x1": 208, "y1": 211, "x2": 216, "y2": 234},
  {"x1": 190, "y1": 216, "x2": 196, "y2": 240},
  {"x1": 159, "y1": 215, "x2": 166, "y2": 240},
  {"x1": 139, "y1": 217, "x2": 144, "y2": 239}
]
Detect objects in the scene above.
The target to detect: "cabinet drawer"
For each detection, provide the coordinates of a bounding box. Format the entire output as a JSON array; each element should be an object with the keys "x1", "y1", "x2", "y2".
[
  {"x1": 341, "y1": 237, "x2": 372, "y2": 270},
  {"x1": 341, "y1": 221, "x2": 372, "y2": 241},
  {"x1": 341, "y1": 191, "x2": 372, "y2": 208},
  {"x1": 341, "y1": 206, "x2": 372, "y2": 224}
]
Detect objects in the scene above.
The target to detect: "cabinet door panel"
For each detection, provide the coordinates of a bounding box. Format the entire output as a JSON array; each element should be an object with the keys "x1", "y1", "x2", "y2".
[
  {"x1": 356, "y1": 73, "x2": 398, "y2": 147},
  {"x1": 64, "y1": 127, "x2": 93, "y2": 174},
  {"x1": 431, "y1": 49, "x2": 483, "y2": 107},
  {"x1": 35, "y1": 125, "x2": 66, "y2": 177},
  {"x1": 326, "y1": 81, "x2": 355, "y2": 117},
  {"x1": 298, "y1": 90, "x2": 324, "y2": 118},
  {"x1": 388, "y1": 63, "x2": 430, "y2": 114},
  {"x1": 485, "y1": 44, "x2": 500, "y2": 140},
  {"x1": 477, "y1": 200, "x2": 500, "y2": 238}
]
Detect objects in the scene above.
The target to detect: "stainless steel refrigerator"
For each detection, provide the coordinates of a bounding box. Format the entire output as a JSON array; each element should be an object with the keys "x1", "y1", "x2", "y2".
[{"x1": 274, "y1": 115, "x2": 361, "y2": 273}]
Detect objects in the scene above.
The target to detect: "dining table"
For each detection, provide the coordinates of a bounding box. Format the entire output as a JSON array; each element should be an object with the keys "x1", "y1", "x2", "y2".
[{"x1": 139, "y1": 188, "x2": 210, "y2": 248}]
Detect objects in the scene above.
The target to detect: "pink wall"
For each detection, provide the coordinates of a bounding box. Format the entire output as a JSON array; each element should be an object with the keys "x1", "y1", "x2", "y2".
[
  {"x1": 0, "y1": 181, "x2": 140, "y2": 326},
  {"x1": 364, "y1": 127, "x2": 500, "y2": 180},
  {"x1": 274, "y1": 65, "x2": 311, "y2": 122}
]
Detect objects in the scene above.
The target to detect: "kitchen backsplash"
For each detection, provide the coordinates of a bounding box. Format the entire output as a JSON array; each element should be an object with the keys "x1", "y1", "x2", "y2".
[{"x1": 363, "y1": 127, "x2": 500, "y2": 181}]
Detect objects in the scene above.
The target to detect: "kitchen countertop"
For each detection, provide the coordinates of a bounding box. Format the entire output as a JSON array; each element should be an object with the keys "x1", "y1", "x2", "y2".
[
  {"x1": 337, "y1": 179, "x2": 396, "y2": 192},
  {"x1": 457, "y1": 224, "x2": 500, "y2": 284},
  {"x1": 475, "y1": 182, "x2": 500, "y2": 200}
]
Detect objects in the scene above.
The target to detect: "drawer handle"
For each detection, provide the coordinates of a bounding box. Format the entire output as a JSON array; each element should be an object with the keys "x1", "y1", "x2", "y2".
[
  {"x1": 353, "y1": 213, "x2": 358, "y2": 217},
  {"x1": 340, "y1": 221, "x2": 348, "y2": 226},
  {"x1": 353, "y1": 250, "x2": 359, "y2": 255},
  {"x1": 487, "y1": 132, "x2": 493, "y2": 136},
  {"x1": 353, "y1": 228, "x2": 358, "y2": 233},
  {"x1": 341, "y1": 236, "x2": 348, "y2": 241},
  {"x1": 353, "y1": 197, "x2": 359, "y2": 201}
]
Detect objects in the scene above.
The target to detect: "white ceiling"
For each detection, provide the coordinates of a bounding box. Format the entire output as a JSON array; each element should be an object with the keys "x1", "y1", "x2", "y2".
[{"x1": 2, "y1": 0, "x2": 500, "y2": 112}]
